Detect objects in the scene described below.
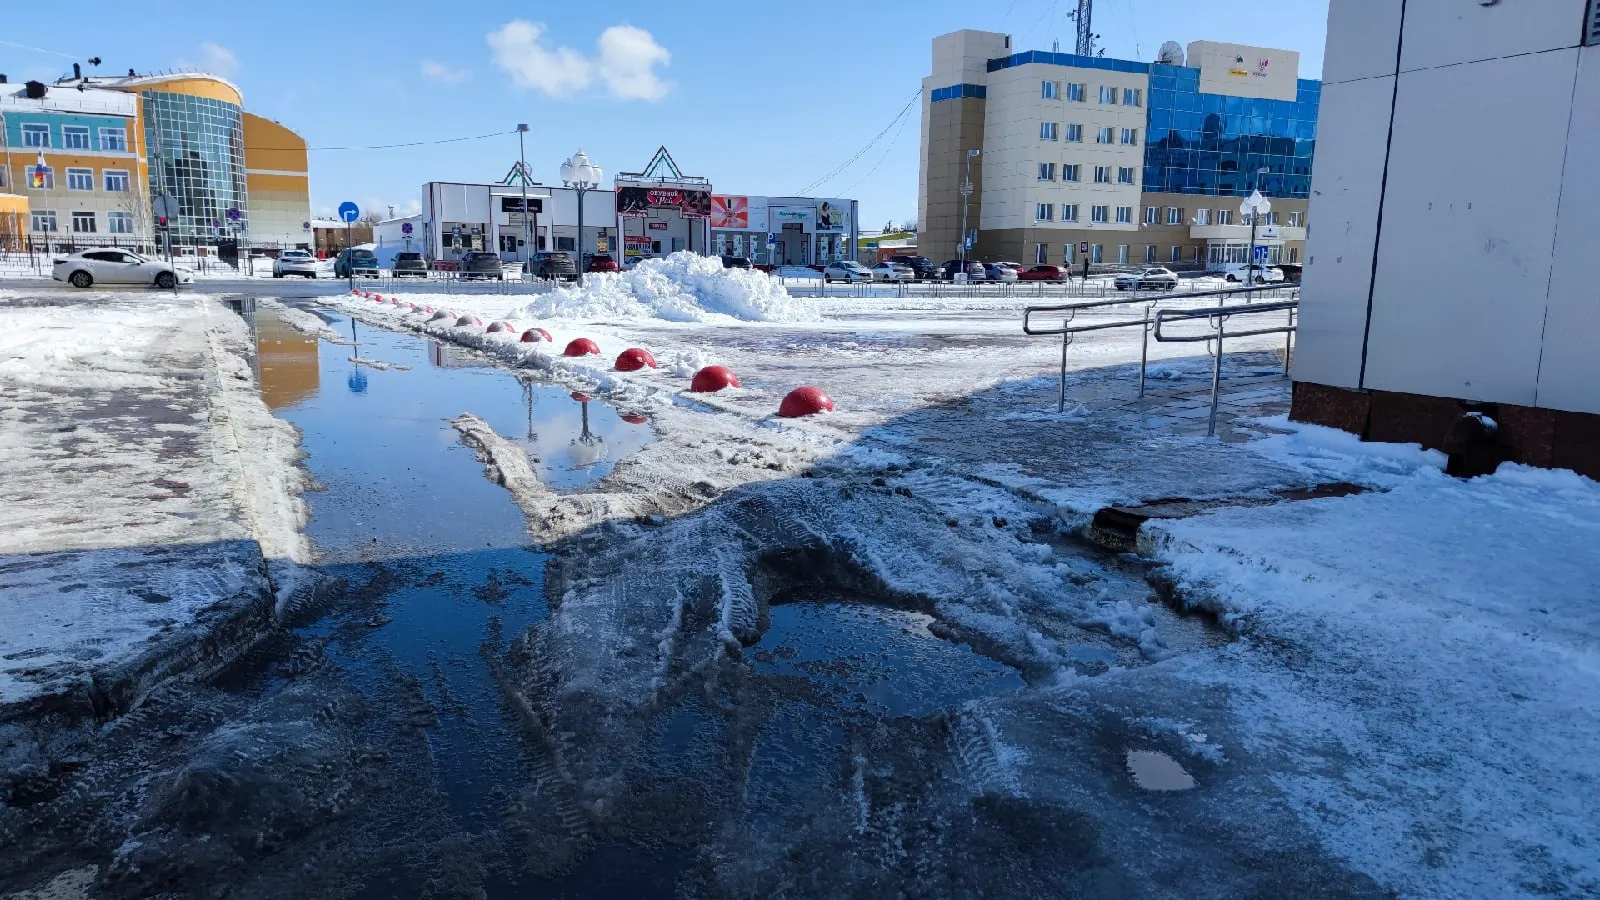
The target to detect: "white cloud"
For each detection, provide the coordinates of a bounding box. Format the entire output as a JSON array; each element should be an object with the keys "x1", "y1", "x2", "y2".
[
  {"x1": 486, "y1": 20, "x2": 670, "y2": 101},
  {"x1": 596, "y1": 25, "x2": 671, "y2": 101},
  {"x1": 180, "y1": 41, "x2": 239, "y2": 78},
  {"x1": 420, "y1": 59, "x2": 472, "y2": 86}
]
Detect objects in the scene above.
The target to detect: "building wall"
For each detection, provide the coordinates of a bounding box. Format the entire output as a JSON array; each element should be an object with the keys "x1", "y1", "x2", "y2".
[
  {"x1": 921, "y1": 30, "x2": 1009, "y2": 262},
  {"x1": 1296, "y1": 0, "x2": 1599, "y2": 416},
  {"x1": 242, "y1": 113, "x2": 310, "y2": 249},
  {"x1": 1, "y1": 88, "x2": 146, "y2": 246}
]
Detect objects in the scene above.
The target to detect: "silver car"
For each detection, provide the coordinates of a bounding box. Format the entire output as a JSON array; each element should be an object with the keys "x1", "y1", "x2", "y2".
[
  {"x1": 273, "y1": 250, "x2": 321, "y2": 278},
  {"x1": 52, "y1": 248, "x2": 193, "y2": 289}
]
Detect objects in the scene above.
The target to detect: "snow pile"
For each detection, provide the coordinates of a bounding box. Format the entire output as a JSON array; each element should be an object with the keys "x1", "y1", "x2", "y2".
[{"x1": 521, "y1": 252, "x2": 819, "y2": 323}]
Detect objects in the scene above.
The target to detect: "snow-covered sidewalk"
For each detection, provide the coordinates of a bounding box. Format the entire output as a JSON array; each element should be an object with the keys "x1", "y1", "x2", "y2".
[{"x1": 0, "y1": 288, "x2": 307, "y2": 720}]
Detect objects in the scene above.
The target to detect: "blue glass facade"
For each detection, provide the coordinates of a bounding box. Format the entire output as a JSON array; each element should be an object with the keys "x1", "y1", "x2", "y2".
[
  {"x1": 930, "y1": 84, "x2": 987, "y2": 102},
  {"x1": 1143, "y1": 65, "x2": 1319, "y2": 198}
]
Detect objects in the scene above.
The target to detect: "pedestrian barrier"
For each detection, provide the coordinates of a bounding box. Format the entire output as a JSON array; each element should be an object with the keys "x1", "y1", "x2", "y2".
[{"x1": 1152, "y1": 299, "x2": 1298, "y2": 437}]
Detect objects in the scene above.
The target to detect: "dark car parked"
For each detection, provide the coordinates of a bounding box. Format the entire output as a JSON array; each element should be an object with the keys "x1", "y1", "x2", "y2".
[
  {"x1": 586, "y1": 253, "x2": 620, "y2": 273},
  {"x1": 333, "y1": 248, "x2": 380, "y2": 278},
  {"x1": 527, "y1": 251, "x2": 578, "y2": 282},
  {"x1": 888, "y1": 255, "x2": 941, "y2": 280},
  {"x1": 1277, "y1": 263, "x2": 1303, "y2": 284},
  {"x1": 938, "y1": 259, "x2": 986, "y2": 281},
  {"x1": 392, "y1": 251, "x2": 428, "y2": 278},
  {"x1": 459, "y1": 251, "x2": 504, "y2": 280},
  {"x1": 720, "y1": 255, "x2": 752, "y2": 269}
]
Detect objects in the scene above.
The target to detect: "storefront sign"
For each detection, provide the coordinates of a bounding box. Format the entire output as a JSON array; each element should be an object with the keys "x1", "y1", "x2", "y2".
[
  {"x1": 500, "y1": 196, "x2": 543, "y2": 213},
  {"x1": 814, "y1": 199, "x2": 849, "y2": 234},
  {"x1": 617, "y1": 186, "x2": 712, "y2": 218},
  {"x1": 648, "y1": 221, "x2": 668, "y2": 230},
  {"x1": 711, "y1": 195, "x2": 748, "y2": 229},
  {"x1": 771, "y1": 207, "x2": 815, "y2": 229}
]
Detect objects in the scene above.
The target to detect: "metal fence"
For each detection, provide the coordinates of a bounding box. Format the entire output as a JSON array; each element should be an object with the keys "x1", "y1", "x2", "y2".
[{"x1": 781, "y1": 275, "x2": 1300, "y2": 302}]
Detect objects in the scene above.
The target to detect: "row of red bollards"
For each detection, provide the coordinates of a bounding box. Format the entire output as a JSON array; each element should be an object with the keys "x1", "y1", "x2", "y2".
[{"x1": 350, "y1": 289, "x2": 833, "y2": 418}]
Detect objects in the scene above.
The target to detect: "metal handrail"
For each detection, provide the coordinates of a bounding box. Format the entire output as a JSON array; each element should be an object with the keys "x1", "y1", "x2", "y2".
[
  {"x1": 1153, "y1": 298, "x2": 1299, "y2": 437},
  {"x1": 1021, "y1": 284, "x2": 1299, "y2": 412}
]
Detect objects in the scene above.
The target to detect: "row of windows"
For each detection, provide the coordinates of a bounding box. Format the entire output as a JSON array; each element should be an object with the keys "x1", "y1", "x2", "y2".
[
  {"x1": 1036, "y1": 163, "x2": 1135, "y2": 185},
  {"x1": 1029, "y1": 243, "x2": 1303, "y2": 267},
  {"x1": 1039, "y1": 81, "x2": 1142, "y2": 107},
  {"x1": 28, "y1": 210, "x2": 136, "y2": 234},
  {"x1": 1138, "y1": 206, "x2": 1304, "y2": 227},
  {"x1": 1041, "y1": 123, "x2": 1138, "y2": 145},
  {"x1": 17, "y1": 122, "x2": 129, "y2": 152},
  {"x1": 1034, "y1": 203, "x2": 1138, "y2": 224},
  {"x1": 18, "y1": 165, "x2": 132, "y2": 193}
]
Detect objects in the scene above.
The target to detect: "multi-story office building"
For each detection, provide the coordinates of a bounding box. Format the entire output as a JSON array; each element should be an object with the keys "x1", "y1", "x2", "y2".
[
  {"x1": 1, "y1": 80, "x2": 148, "y2": 250},
  {"x1": 919, "y1": 30, "x2": 1319, "y2": 269},
  {"x1": 1, "y1": 70, "x2": 312, "y2": 252}
]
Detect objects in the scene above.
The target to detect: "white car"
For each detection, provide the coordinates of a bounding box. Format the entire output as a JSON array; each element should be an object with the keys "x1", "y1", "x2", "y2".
[
  {"x1": 273, "y1": 250, "x2": 321, "y2": 278},
  {"x1": 1215, "y1": 262, "x2": 1284, "y2": 284},
  {"x1": 52, "y1": 248, "x2": 193, "y2": 289},
  {"x1": 823, "y1": 261, "x2": 871, "y2": 283},
  {"x1": 1114, "y1": 267, "x2": 1181, "y2": 291},
  {"x1": 983, "y1": 263, "x2": 1019, "y2": 282},
  {"x1": 870, "y1": 262, "x2": 914, "y2": 282}
]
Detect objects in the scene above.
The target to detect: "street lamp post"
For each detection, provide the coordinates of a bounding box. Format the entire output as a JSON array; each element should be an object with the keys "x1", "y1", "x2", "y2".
[
  {"x1": 958, "y1": 148, "x2": 980, "y2": 278},
  {"x1": 517, "y1": 124, "x2": 530, "y2": 271},
  {"x1": 560, "y1": 149, "x2": 603, "y2": 276},
  {"x1": 1240, "y1": 168, "x2": 1272, "y2": 299}
]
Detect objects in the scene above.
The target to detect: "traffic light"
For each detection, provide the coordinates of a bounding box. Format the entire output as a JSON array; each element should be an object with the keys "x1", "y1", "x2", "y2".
[{"x1": 158, "y1": 216, "x2": 167, "y2": 227}]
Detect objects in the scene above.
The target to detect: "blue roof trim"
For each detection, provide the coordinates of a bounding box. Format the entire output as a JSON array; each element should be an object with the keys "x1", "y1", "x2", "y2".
[
  {"x1": 930, "y1": 83, "x2": 987, "y2": 102},
  {"x1": 987, "y1": 51, "x2": 1150, "y2": 75}
]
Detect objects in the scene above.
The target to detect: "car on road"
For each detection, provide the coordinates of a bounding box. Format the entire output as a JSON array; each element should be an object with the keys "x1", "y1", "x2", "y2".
[
  {"x1": 1214, "y1": 262, "x2": 1284, "y2": 284},
  {"x1": 586, "y1": 253, "x2": 620, "y2": 274},
  {"x1": 333, "y1": 248, "x2": 380, "y2": 278},
  {"x1": 983, "y1": 263, "x2": 1019, "y2": 283},
  {"x1": 720, "y1": 256, "x2": 752, "y2": 269},
  {"x1": 1018, "y1": 265, "x2": 1066, "y2": 282},
  {"x1": 870, "y1": 262, "x2": 914, "y2": 282},
  {"x1": 52, "y1": 248, "x2": 193, "y2": 289},
  {"x1": 272, "y1": 250, "x2": 320, "y2": 278},
  {"x1": 888, "y1": 255, "x2": 942, "y2": 280},
  {"x1": 1114, "y1": 267, "x2": 1180, "y2": 291},
  {"x1": 392, "y1": 251, "x2": 428, "y2": 278},
  {"x1": 1276, "y1": 263, "x2": 1303, "y2": 284},
  {"x1": 528, "y1": 251, "x2": 578, "y2": 282},
  {"x1": 939, "y1": 259, "x2": 986, "y2": 281},
  {"x1": 823, "y1": 261, "x2": 872, "y2": 283},
  {"x1": 459, "y1": 251, "x2": 505, "y2": 280}
]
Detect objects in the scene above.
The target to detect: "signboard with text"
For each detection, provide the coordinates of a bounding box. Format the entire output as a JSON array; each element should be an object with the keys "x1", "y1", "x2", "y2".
[{"x1": 617, "y1": 186, "x2": 712, "y2": 218}]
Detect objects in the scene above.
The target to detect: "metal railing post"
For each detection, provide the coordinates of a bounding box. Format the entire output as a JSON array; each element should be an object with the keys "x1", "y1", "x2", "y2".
[
  {"x1": 1138, "y1": 303, "x2": 1151, "y2": 398},
  {"x1": 1283, "y1": 306, "x2": 1295, "y2": 376},
  {"x1": 1207, "y1": 311, "x2": 1225, "y2": 437},
  {"x1": 1059, "y1": 326, "x2": 1071, "y2": 413}
]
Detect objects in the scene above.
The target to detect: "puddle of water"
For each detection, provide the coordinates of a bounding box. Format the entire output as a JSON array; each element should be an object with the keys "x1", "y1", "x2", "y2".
[{"x1": 1125, "y1": 749, "x2": 1196, "y2": 791}]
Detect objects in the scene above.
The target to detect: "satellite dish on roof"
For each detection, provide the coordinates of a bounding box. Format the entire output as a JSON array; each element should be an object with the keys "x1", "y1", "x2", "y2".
[{"x1": 1157, "y1": 41, "x2": 1185, "y2": 66}]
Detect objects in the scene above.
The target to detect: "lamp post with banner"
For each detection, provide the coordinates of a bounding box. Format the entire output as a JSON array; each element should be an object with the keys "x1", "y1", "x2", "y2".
[
  {"x1": 560, "y1": 150, "x2": 603, "y2": 274},
  {"x1": 517, "y1": 124, "x2": 531, "y2": 268},
  {"x1": 958, "y1": 148, "x2": 979, "y2": 279},
  {"x1": 1240, "y1": 186, "x2": 1272, "y2": 297}
]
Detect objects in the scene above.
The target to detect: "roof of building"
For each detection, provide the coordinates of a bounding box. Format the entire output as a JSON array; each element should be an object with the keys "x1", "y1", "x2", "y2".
[{"x1": 0, "y1": 83, "x2": 138, "y2": 117}]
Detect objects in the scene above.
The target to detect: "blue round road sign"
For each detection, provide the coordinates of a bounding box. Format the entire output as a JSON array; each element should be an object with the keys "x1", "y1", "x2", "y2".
[
  {"x1": 227, "y1": 207, "x2": 241, "y2": 221},
  {"x1": 338, "y1": 201, "x2": 360, "y2": 223},
  {"x1": 401, "y1": 222, "x2": 413, "y2": 235}
]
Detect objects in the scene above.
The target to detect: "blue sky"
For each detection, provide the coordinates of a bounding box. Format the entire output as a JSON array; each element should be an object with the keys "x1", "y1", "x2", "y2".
[{"x1": 4, "y1": 0, "x2": 1329, "y2": 228}]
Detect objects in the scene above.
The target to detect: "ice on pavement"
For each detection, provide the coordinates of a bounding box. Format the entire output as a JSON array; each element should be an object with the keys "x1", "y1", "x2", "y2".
[{"x1": 521, "y1": 252, "x2": 819, "y2": 323}]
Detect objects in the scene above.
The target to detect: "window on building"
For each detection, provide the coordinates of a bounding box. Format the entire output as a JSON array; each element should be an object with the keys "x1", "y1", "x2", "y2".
[
  {"x1": 1289, "y1": 247, "x2": 1300, "y2": 263},
  {"x1": 28, "y1": 166, "x2": 55, "y2": 190},
  {"x1": 1096, "y1": 127, "x2": 1114, "y2": 144},
  {"x1": 1267, "y1": 211, "x2": 1280, "y2": 226},
  {"x1": 1166, "y1": 207, "x2": 1183, "y2": 226},
  {"x1": 1120, "y1": 128, "x2": 1138, "y2": 145},
  {"x1": 1194, "y1": 208, "x2": 1211, "y2": 226},
  {"x1": 1216, "y1": 209, "x2": 1233, "y2": 225},
  {"x1": 99, "y1": 127, "x2": 128, "y2": 152},
  {"x1": 1094, "y1": 166, "x2": 1111, "y2": 184},
  {"x1": 66, "y1": 168, "x2": 93, "y2": 191},
  {"x1": 1117, "y1": 244, "x2": 1129, "y2": 265},
  {"x1": 1115, "y1": 206, "x2": 1133, "y2": 223},
  {"x1": 1193, "y1": 246, "x2": 1204, "y2": 263},
  {"x1": 1144, "y1": 206, "x2": 1159, "y2": 225},
  {"x1": 1091, "y1": 244, "x2": 1104, "y2": 263},
  {"x1": 1041, "y1": 80, "x2": 1059, "y2": 100},
  {"x1": 1098, "y1": 85, "x2": 1118, "y2": 104},
  {"x1": 1123, "y1": 88, "x2": 1142, "y2": 107},
  {"x1": 1061, "y1": 203, "x2": 1079, "y2": 222},
  {"x1": 62, "y1": 126, "x2": 90, "y2": 150},
  {"x1": 1035, "y1": 243, "x2": 1048, "y2": 264},
  {"x1": 1288, "y1": 211, "x2": 1303, "y2": 227},
  {"x1": 1040, "y1": 122, "x2": 1058, "y2": 141},
  {"x1": 104, "y1": 170, "x2": 130, "y2": 192},
  {"x1": 1117, "y1": 167, "x2": 1136, "y2": 185},
  {"x1": 1065, "y1": 123, "x2": 1082, "y2": 142},
  {"x1": 1065, "y1": 243, "x2": 1076, "y2": 265},
  {"x1": 107, "y1": 211, "x2": 135, "y2": 234},
  {"x1": 1091, "y1": 205, "x2": 1109, "y2": 223},
  {"x1": 1037, "y1": 162, "x2": 1057, "y2": 181},
  {"x1": 1171, "y1": 245, "x2": 1182, "y2": 263},
  {"x1": 1036, "y1": 202, "x2": 1054, "y2": 222},
  {"x1": 1066, "y1": 82, "x2": 1085, "y2": 102},
  {"x1": 31, "y1": 209, "x2": 57, "y2": 232},
  {"x1": 1062, "y1": 164, "x2": 1080, "y2": 182},
  {"x1": 21, "y1": 124, "x2": 49, "y2": 147},
  {"x1": 71, "y1": 211, "x2": 96, "y2": 233},
  {"x1": 1145, "y1": 245, "x2": 1156, "y2": 263},
  {"x1": 0, "y1": 167, "x2": 6, "y2": 188}
]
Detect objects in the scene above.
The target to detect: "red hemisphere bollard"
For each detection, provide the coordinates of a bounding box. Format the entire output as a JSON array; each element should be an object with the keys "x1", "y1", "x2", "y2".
[
  {"x1": 564, "y1": 338, "x2": 601, "y2": 357},
  {"x1": 486, "y1": 321, "x2": 518, "y2": 334},
  {"x1": 690, "y1": 365, "x2": 741, "y2": 393},
  {"x1": 614, "y1": 348, "x2": 658, "y2": 372},
  {"x1": 454, "y1": 315, "x2": 484, "y2": 328},
  {"x1": 778, "y1": 386, "x2": 834, "y2": 418},
  {"x1": 520, "y1": 327, "x2": 553, "y2": 343}
]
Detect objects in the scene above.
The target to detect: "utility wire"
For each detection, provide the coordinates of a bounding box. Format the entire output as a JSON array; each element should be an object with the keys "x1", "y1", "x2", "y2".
[
  {"x1": 794, "y1": 89, "x2": 920, "y2": 196},
  {"x1": 238, "y1": 129, "x2": 514, "y2": 153},
  {"x1": 0, "y1": 39, "x2": 79, "y2": 59},
  {"x1": 837, "y1": 99, "x2": 916, "y2": 199}
]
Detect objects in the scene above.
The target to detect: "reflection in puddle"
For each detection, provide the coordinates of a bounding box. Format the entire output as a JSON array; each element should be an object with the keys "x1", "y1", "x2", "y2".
[{"x1": 1125, "y1": 749, "x2": 1196, "y2": 791}]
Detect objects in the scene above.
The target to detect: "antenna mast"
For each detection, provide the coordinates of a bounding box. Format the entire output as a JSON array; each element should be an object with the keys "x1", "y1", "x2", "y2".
[{"x1": 1074, "y1": 0, "x2": 1094, "y2": 56}]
